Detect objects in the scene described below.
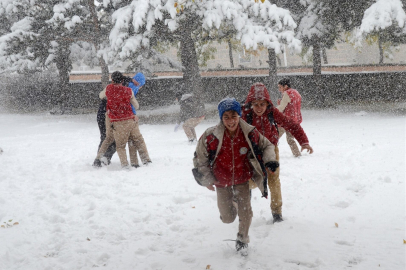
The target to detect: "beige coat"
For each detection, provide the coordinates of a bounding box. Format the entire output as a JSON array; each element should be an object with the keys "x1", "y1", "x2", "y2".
[{"x1": 193, "y1": 118, "x2": 276, "y2": 197}]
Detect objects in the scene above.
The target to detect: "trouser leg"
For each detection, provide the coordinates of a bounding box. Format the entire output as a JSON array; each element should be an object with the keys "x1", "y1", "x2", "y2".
[
  {"x1": 216, "y1": 182, "x2": 252, "y2": 244},
  {"x1": 97, "y1": 110, "x2": 106, "y2": 149},
  {"x1": 112, "y1": 119, "x2": 134, "y2": 167},
  {"x1": 95, "y1": 115, "x2": 116, "y2": 160},
  {"x1": 103, "y1": 114, "x2": 116, "y2": 161},
  {"x1": 278, "y1": 126, "x2": 286, "y2": 139},
  {"x1": 267, "y1": 146, "x2": 282, "y2": 215},
  {"x1": 130, "y1": 122, "x2": 151, "y2": 164},
  {"x1": 234, "y1": 182, "x2": 252, "y2": 243},
  {"x1": 286, "y1": 131, "x2": 301, "y2": 157},
  {"x1": 182, "y1": 116, "x2": 205, "y2": 141},
  {"x1": 128, "y1": 141, "x2": 139, "y2": 166},
  {"x1": 216, "y1": 186, "x2": 237, "y2": 224}
]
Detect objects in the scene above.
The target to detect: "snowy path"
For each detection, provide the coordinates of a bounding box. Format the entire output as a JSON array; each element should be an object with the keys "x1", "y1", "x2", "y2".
[{"x1": 0, "y1": 110, "x2": 404, "y2": 269}]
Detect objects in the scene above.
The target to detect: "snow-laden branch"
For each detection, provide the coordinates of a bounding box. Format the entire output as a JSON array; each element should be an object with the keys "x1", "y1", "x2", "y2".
[
  {"x1": 359, "y1": 0, "x2": 406, "y2": 34},
  {"x1": 108, "y1": 0, "x2": 301, "y2": 58}
]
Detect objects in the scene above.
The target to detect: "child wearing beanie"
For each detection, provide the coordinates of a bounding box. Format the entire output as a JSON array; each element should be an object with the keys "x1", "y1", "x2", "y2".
[{"x1": 192, "y1": 97, "x2": 278, "y2": 252}]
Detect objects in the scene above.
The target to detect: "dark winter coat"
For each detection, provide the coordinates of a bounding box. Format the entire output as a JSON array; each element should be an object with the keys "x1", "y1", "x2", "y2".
[{"x1": 179, "y1": 94, "x2": 205, "y2": 122}]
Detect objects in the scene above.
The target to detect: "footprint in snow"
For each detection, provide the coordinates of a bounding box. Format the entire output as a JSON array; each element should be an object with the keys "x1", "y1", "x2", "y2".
[
  {"x1": 285, "y1": 259, "x2": 320, "y2": 268},
  {"x1": 334, "y1": 201, "x2": 350, "y2": 209},
  {"x1": 335, "y1": 240, "x2": 354, "y2": 246},
  {"x1": 172, "y1": 196, "x2": 195, "y2": 204}
]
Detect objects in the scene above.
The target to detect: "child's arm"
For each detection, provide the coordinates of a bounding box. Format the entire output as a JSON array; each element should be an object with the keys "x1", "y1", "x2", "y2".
[
  {"x1": 99, "y1": 87, "x2": 107, "y2": 99},
  {"x1": 130, "y1": 92, "x2": 139, "y2": 110},
  {"x1": 193, "y1": 130, "x2": 218, "y2": 187},
  {"x1": 273, "y1": 107, "x2": 310, "y2": 147},
  {"x1": 276, "y1": 92, "x2": 290, "y2": 112},
  {"x1": 255, "y1": 130, "x2": 277, "y2": 163}
]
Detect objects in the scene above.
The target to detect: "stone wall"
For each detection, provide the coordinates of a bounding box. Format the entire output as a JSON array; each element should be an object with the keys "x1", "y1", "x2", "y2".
[{"x1": 68, "y1": 72, "x2": 406, "y2": 110}]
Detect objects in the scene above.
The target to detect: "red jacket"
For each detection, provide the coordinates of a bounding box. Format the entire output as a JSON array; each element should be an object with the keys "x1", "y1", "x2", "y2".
[
  {"x1": 242, "y1": 83, "x2": 309, "y2": 146},
  {"x1": 211, "y1": 126, "x2": 253, "y2": 187},
  {"x1": 106, "y1": 84, "x2": 135, "y2": 122},
  {"x1": 284, "y1": 89, "x2": 302, "y2": 123}
]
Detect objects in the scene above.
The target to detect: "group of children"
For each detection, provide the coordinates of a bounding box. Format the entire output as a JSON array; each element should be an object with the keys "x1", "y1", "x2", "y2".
[
  {"x1": 193, "y1": 78, "x2": 313, "y2": 252},
  {"x1": 93, "y1": 71, "x2": 151, "y2": 169},
  {"x1": 92, "y1": 73, "x2": 313, "y2": 253}
]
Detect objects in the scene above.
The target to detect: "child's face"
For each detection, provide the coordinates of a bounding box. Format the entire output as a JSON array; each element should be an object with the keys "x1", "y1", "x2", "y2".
[
  {"x1": 252, "y1": 100, "x2": 268, "y2": 117},
  {"x1": 278, "y1": 84, "x2": 288, "y2": 93},
  {"x1": 222, "y1": 110, "x2": 240, "y2": 133}
]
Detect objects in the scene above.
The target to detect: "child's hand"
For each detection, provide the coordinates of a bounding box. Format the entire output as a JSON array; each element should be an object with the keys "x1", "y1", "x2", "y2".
[
  {"x1": 131, "y1": 79, "x2": 139, "y2": 86},
  {"x1": 206, "y1": 181, "x2": 220, "y2": 191},
  {"x1": 301, "y1": 144, "x2": 314, "y2": 154},
  {"x1": 206, "y1": 185, "x2": 215, "y2": 191}
]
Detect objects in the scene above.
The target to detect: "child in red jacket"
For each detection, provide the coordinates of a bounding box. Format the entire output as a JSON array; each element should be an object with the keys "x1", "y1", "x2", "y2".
[
  {"x1": 277, "y1": 78, "x2": 303, "y2": 157},
  {"x1": 193, "y1": 98, "x2": 278, "y2": 252},
  {"x1": 242, "y1": 82, "x2": 313, "y2": 223}
]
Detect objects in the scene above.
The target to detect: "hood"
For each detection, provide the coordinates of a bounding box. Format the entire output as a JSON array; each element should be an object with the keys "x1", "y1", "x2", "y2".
[
  {"x1": 128, "y1": 72, "x2": 146, "y2": 96},
  {"x1": 132, "y1": 72, "x2": 146, "y2": 87},
  {"x1": 180, "y1": 93, "x2": 193, "y2": 101},
  {"x1": 245, "y1": 82, "x2": 273, "y2": 106}
]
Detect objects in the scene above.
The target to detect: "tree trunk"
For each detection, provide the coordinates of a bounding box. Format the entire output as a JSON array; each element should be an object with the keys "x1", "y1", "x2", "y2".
[
  {"x1": 88, "y1": 0, "x2": 109, "y2": 88},
  {"x1": 378, "y1": 34, "x2": 384, "y2": 64},
  {"x1": 179, "y1": 20, "x2": 203, "y2": 101},
  {"x1": 267, "y1": 48, "x2": 278, "y2": 104},
  {"x1": 312, "y1": 38, "x2": 324, "y2": 106},
  {"x1": 322, "y1": 47, "x2": 328, "y2": 64},
  {"x1": 99, "y1": 56, "x2": 110, "y2": 89},
  {"x1": 313, "y1": 40, "x2": 322, "y2": 76},
  {"x1": 228, "y1": 39, "x2": 234, "y2": 68},
  {"x1": 54, "y1": 42, "x2": 72, "y2": 113}
]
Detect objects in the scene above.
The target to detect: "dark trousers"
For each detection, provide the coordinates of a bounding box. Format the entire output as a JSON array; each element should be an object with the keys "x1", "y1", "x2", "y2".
[{"x1": 97, "y1": 99, "x2": 116, "y2": 162}]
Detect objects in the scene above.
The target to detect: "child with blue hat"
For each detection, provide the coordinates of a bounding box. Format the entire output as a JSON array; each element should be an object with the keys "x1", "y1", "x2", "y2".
[{"x1": 192, "y1": 97, "x2": 279, "y2": 253}]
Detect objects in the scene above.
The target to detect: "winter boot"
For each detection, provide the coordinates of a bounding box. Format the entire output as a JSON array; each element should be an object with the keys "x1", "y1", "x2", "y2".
[
  {"x1": 93, "y1": 159, "x2": 102, "y2": 168},
  {"x1": 235, "y1": 240, "x2": 248, "y2": 251},
  {"x1": 131, "y1": 164, "x2": 140, "y2": 168},
  {"x1": 272, "y1": 213, "x2": 283, "y2": 223},
  {"x1": 100, "y1": 157, "x2": 111, "y2": 166}
]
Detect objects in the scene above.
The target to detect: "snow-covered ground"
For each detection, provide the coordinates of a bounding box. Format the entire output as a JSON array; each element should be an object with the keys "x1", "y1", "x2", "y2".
[{"x1": 0, "y1": 108, "x2": 405, "y2": 270}]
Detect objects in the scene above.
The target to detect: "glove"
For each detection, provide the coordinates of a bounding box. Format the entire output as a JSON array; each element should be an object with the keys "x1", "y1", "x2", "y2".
[
  {"x1": 174, "y1": 122, "x2": 183, "y2": 132},
  {"x1": 265, "y1": 161, "x2": 279, "y2": 172}
]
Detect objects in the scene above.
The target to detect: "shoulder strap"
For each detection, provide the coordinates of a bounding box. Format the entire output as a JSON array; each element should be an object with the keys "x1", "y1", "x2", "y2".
[{"x1": 267, "y1": 106, "x2": 278, "y2": 134}]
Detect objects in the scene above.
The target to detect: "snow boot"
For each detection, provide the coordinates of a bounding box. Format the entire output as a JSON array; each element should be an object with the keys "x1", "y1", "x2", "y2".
[
  {"x1": 143, "y1": 160, "x2": 152, "y2": 166},
  {"x1": 272, "y1": 213, "x2": 283, "y2": 223},
  {"x1": 131, "y1": 164, "x2": 140, "y2": 168},
  {"x1": 100, "y1": 157, "x2": 111, "y2": 166},
  {"x1": 235, "y1": 240, "x2": 248, "y2": 251},
  {"x1": 93, "y1": 159, "x2": 102, "y2": 168}
]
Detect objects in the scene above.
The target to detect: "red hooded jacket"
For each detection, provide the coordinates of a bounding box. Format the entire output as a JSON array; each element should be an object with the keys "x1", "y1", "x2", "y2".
[
  {"x1": 281, "y1": 89, "x2": 302, "y2": 123},
  {"x1": 242, "y1": 83, "x2": 309, "y2": 146}
]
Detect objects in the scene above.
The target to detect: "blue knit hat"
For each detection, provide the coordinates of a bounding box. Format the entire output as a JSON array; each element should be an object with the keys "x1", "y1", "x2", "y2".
[
  {"x1": 218, "y1": 98, "x2": 242, "y2": 119},
  {"x1": 133, "y1": 72, "x2": 146, "y2": 87},
  {"x1": 129, "y1": 72, "x2": 146, "y2": 97}
]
